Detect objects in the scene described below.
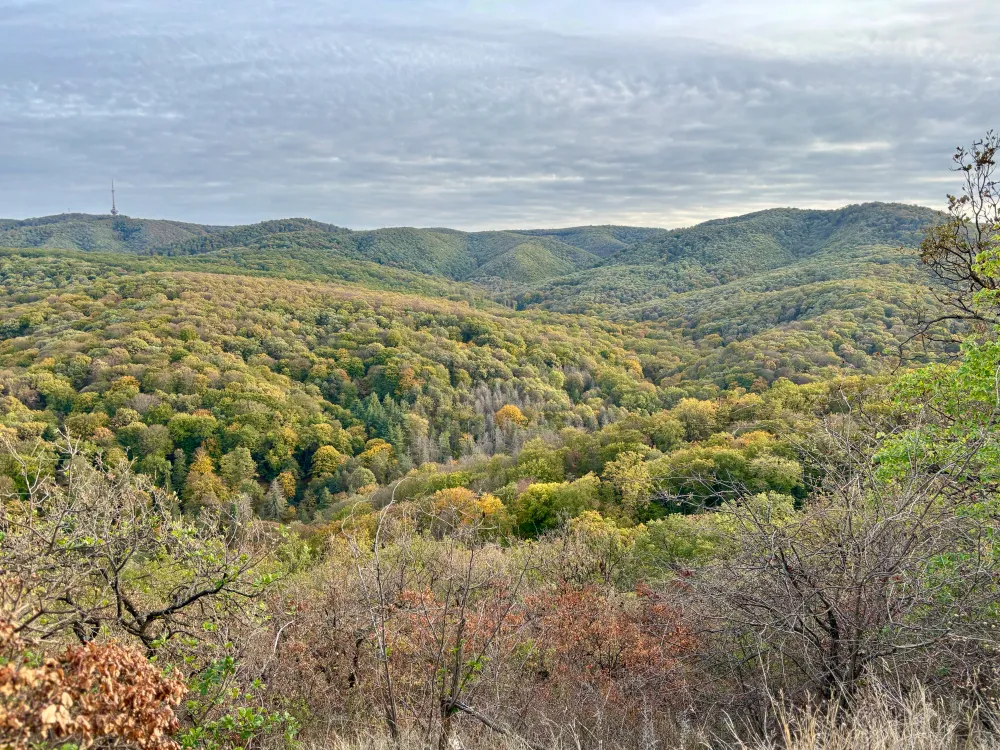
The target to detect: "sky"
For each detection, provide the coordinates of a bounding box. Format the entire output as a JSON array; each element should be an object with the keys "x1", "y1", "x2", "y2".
[{"x1": 1, "y1": 0, "x2": 998, "y2": 230}]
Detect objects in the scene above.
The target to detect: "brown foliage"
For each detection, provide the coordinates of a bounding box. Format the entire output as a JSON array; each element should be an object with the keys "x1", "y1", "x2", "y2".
[
  {"x1": 530, "y1": 584, "x2": 696, "y2": 698},
  {"x1": 0, "y1": 618, "x2": 185, "y2": 750}
]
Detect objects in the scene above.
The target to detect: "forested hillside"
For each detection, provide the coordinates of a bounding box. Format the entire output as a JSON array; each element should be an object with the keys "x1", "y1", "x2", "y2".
[
  {"x1": 0, "y1": 213, "x2": 215, "y2": 254},
  {"x1": 7, "y1": 142, "x2": 1000, "y2": 750},
  {"x1": 2, "y1": 202, "x2": 938, "y2": 291},
  {"x1": 0, "y1": 214, "x2": 605, "y2": 284},
  {"x1": 0, "y1": 201, "x2": 958, "y2": 525}
]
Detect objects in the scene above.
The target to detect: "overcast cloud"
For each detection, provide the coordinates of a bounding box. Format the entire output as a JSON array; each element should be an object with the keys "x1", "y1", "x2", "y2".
[{"x1": 1, "y1": 0, "x2": 998, "y2": 229}]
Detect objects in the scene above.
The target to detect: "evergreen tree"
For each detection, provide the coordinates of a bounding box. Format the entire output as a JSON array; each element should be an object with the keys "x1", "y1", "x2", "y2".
[
  {"x1": 171, "y1": 449, "x2": 187, "y2": 496},
  {"x1": 259, "y1": 479, "x2": 287, "y2": 521}
]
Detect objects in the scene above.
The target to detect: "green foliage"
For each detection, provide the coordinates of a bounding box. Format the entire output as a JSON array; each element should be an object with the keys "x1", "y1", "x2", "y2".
[
  {"x1": 179, "y1": 655, "x2": 300, "y2": 750},
  {"x1": 510, "y1": 473, "x2": 601, "y2": 536},
  {"x1": 0, "y1": 202, "x2": 955, "y2": 531}
]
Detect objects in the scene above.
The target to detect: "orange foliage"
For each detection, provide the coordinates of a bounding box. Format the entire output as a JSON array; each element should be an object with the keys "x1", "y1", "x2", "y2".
[
  {"x1": 389, "y1": 583, "x2": 525, "y2": 689},
  {"x1": 528, "y1": 585, "x2": 696, "y2": 706}
]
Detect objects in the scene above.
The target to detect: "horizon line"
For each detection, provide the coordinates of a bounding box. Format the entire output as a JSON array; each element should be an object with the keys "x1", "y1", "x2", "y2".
[{"x1": 1, "y1": 199, "x2": 941, "y2": 235}]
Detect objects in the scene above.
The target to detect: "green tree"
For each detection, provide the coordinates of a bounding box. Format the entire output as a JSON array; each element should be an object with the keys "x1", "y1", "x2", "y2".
[
  {"x1": 259, "y1": 479, "x2": 288, "y2": 521},
  {"x1": 219, "y1": 447, "x2": 258, "y2": 490},
  {"x1": 671, "y1": 398, "x2": 718, "y2": 442},
  {"x1": 348, "y1": 467, "x2": 377, "y2": 493},
  {"x1": 603, "y1": 450, "x2": 653, "y2": 511},
  {"x1": 512, "y1": 474, "x2": 600, "y2": 536}
]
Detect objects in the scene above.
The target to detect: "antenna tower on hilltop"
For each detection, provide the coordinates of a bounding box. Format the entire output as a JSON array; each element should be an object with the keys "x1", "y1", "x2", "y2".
[{"x1": 110, "y1": 180, "x2": 119, "y2": 216}]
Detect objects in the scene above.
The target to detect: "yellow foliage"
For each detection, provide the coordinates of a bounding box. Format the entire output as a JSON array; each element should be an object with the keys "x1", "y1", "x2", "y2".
[
  {"x1": 431, "y1": 487, "x2": 478, "y2": 519},
  {"x1": 278, "y1": 471, "x2": 297, "y2": 498},
  {"x1": 311, "y1": 445, "x2": 346, "y2": 477},
  {"x1": 110, "y1": 375, "x2": 141, "y2": 393},
  {"x1": 430, "y1": 487, "x2": 509, "y2": 532},
  {"x1": 188, "y1": 447, "x2": 214, "y2": 475},
  {"x1": 495, "y1": 404, "x2": 528, "y2": 428},
  {"x1": 477, "y1": 493, "x2": 505, "y2": 517}
]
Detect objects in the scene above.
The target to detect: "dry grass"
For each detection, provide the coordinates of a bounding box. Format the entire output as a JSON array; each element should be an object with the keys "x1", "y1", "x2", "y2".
[
  {"x1": 731, "y1": 687, "x2": 1000, "y2": 750},
  {"x1": 305, "y1": 688, "x2": 1000, "y2": 750}
]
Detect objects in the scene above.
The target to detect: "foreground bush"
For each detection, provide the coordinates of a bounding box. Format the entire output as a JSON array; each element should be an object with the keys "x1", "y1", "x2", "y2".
[{"x1": 0, "y1": 618, "x2": 185, "y2": 750}]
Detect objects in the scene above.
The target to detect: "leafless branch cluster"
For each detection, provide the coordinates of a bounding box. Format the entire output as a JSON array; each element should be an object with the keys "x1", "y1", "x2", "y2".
[
  {"x1": 908, "y1": 131, "x2": 1000, "y2": 347},
  {"x1": 691, "y1": 405, "x2": 1000, "y2": 727},
  {"x1": 0, "y1": 432, "x2": 276, "y2": 655}
]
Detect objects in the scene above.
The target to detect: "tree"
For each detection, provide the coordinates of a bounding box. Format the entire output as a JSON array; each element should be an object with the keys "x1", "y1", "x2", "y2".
[
  {"x1": 259, "y1": 478, "x2": 287, "y2": 521},
  {"x1": 342, "y1": 501, "x2": 542, "y2": 750},
  {"x1": 514, "y1": 438, "x2": 566, "y2": 482},
  {"x1": 603, "y1": 450, "x2": 653, "y2": 511},
  {"x1": 357, "y1": 439, "x2": 396, "y2": 483},
  {"x1": 672, "y1": 398, "x2": 717, "y2": 442},
  {"x1": 171, "y1": 448, "x2": 187, "y2": 493},
  {"x1": 0, "y1": 437, "x2": 275, "y2": 654},
  {"x1": 348, "y1": 467, "x2": 377, "y2": 494},
  {"x1": 219, "y1": 446, "x2": 257, "y2": 490},
  {"x1": 695, "y1": 415, "x2": 1000, "y2": 708},
  {"x1": 182, "y1": 446, "x2": 225, "y2": 511},
  {"x1": 528, "y1": 584, "x2": 695, "y2": 724},
  {"x1": 511, "y1": 474, "x2": 600, "y2": 537},
  {"x1": 494, "y1": 404, "x2": 527, "y2": 428},
  {"x1": 311, "y1": 444, "x2": 346, "y2": 478},
  {"x1": 912, "y1": 131, "x2": 1000, "y2": 342}
]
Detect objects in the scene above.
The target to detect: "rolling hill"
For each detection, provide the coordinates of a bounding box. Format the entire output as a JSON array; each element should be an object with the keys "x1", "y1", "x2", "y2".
[
  {"x1": 0, "y1": 213, "x2": 215, "y2": 254},
  {"x1": 0, "y1": 213, "x2": 603, "y2": 285},
  {"x1": 1, "y1": 203, "x2": 937, "y2": 292},
  {"x1": 0, "y1": 202, "x2": 952, "y2": 393}
]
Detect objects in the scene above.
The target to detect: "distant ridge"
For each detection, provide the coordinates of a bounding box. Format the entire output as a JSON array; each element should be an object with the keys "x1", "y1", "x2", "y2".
[
  {"x1": 0, "y1": 200, "x2": 957, "y2": 394},
  {"x1": 0, "y1": 202, "x2": 940, "y2": 289}
]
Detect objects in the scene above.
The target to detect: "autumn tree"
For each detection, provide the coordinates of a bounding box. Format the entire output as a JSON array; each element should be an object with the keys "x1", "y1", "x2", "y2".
[
  {"x1": 495, "y1": 404, "x2": 528, "y2": 428},
  {"x1": 603, "y1": 450, "x2": 653, "y2": 511},
  {"x1": 182, "y1": 446, "x2": 225, "y2": 511},
  {"x1": 311, "y1": 444, "x2": 346, "y2": 478},
  {"x1": 673, "y1": 398, "x2": 718, "y2": 441}
]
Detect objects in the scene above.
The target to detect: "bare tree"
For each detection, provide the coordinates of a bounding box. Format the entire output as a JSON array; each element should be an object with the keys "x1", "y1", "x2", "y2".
[
  {"x1": 343, "y1": 481, "x2": 408, "y2": 744},
  {"x1": 0, "y1": 435, "x2": 276, "y2": 654},
  {"x1": 909, "y1": 131, "x2": 1000, "y2": 345},
  {"x1": 692, "y1": 406, "x2": 1000, "y2": 715},
  {"x1": 342, "y1": 482, "x2": 545, "y2": 750}
]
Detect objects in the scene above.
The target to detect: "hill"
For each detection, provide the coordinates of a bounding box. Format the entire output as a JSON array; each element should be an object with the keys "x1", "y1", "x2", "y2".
[
  {"x1": 0, "y1": 202, "x2": 953, "y2": 395},
  {"x1": 0, "y1": 213, "x2": 215, "y2": 254},
  {"x1": 8, "y1": 204, "x2": 934, "y2": 294},
  {"x1": 607, "y1": 203, "x2": 933, "y2": 270},
  {"x1": 0, "y1": 213, "x2": 604, "y2": 284},
  {"x1": 514, "y1": 203, "x2": 939, "y2": 312}
]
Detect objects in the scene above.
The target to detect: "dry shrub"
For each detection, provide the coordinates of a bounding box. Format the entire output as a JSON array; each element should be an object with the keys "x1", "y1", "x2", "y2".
[
  {"x1": 518, "y1": 583, "x2": 699, "y2": 747},
  {"x1": 531, "y1": 583, "x2": 695, "y2": 686},
  {"x1": 0, "y1": 617, "x2": 185, "y2": 749}
]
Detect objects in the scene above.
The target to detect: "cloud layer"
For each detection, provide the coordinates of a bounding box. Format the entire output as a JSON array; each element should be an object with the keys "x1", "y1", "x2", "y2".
[{"x1": 1, "y1": 0, "x2": 997, "y2": 229}]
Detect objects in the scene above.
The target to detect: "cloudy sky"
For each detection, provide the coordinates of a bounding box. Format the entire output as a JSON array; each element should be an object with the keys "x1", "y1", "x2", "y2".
[{"x1": 1, "y1": 0, "x2": 998, "y2": 229}]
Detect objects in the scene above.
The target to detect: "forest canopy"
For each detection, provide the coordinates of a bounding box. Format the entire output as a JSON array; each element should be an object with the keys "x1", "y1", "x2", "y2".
[{"x1": 3, "y1": 140, "x2": 1000, "y2": 750}]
